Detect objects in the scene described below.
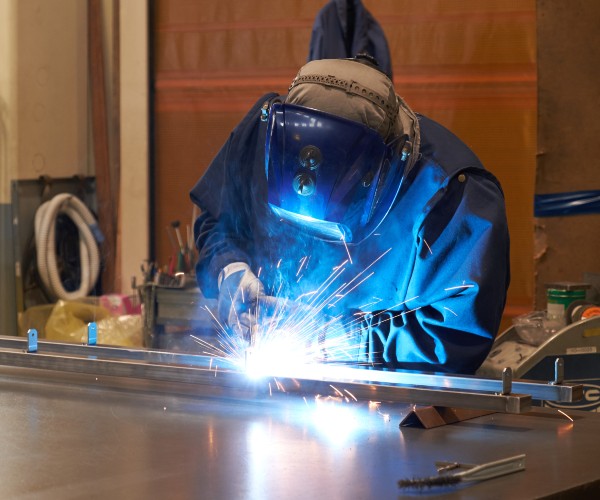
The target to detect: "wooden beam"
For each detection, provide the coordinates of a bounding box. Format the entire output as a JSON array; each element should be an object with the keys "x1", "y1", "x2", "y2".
[{"x1": 89, "y1": 0, "x2": 116, "y2": 293}]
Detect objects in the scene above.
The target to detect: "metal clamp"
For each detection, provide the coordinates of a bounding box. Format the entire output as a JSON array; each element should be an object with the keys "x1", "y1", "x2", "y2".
[
  {"x1": 26, "y1": 329, "x2": 38, "y2": 353},
  {"x1": 501, "y1": 367, "x2": 513, "y2": 395},
  {"x1": 550, "y1": 357, "x2": 564, "y2": 385},
  {"x1": 87, "y1": 322, "x2": 97, "y2": 346}
]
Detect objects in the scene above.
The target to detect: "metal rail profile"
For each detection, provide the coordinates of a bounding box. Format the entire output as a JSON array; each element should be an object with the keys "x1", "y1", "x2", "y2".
[{"x1": 0, "y1": 333, "x2": 583, "y2": 415}]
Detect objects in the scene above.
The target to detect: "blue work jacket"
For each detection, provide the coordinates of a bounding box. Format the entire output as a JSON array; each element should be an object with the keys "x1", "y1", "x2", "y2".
[
  {"x1": 308, "y1": 0, "x2": 393, "y2": 80},
  {"x1": 190, "y1": 93, "x2": 510, "y2": 374}
]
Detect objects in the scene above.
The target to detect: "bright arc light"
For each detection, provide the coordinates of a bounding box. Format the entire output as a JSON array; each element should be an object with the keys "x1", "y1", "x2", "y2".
[
  {"x1": 244, "y1": 327, "x2": 325, "y2": 379},
  {"x1": 195, "y1": 251, "x2": 401, "y2": 386},
  {"x1": 311, "y1": 397, "x2": 360, "y2": 443}
]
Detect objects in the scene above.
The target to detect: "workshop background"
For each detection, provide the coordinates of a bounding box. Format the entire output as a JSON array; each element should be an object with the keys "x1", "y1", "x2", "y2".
[{"x1": 1, "y1": 0, "x2": 599, "y2": 338}]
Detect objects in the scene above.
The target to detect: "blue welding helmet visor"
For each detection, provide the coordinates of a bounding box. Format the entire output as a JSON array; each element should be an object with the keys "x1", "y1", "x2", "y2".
[{"x1": 265, "y1": 103, "x2": 407, "y2": 244}]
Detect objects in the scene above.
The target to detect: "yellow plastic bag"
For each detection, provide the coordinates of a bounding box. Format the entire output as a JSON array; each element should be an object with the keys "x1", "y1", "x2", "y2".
[
  {"x1": 45, "y1": 300, "x2": 143, "y2": 347},
  {"x1": 19, "y1": 304, "x2": 56, "y2": 338}
]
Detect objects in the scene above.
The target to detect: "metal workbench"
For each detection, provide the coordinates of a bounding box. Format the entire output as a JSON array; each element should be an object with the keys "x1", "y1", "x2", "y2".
[{"x1": 1, "y1": 335, "x2": 600, "y2": 499}]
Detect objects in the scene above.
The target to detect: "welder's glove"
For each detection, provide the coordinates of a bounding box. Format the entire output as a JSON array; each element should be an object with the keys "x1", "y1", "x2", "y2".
[{"x1": 217, "y1": 262, "x2": 265, "y2": 338}]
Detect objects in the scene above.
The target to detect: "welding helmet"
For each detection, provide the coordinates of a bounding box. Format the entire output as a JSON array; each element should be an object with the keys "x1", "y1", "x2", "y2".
[{"x1": 265, "y1": 58, "x2": 420, "y2": 244}]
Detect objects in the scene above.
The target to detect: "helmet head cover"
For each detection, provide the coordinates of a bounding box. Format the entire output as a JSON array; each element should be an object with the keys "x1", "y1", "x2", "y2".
[{"x1": 265, "y1": 58, "x2": 420, "y2": 244}]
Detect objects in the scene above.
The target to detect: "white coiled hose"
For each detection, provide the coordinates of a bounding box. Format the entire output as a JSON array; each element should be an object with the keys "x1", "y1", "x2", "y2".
[{"x1": 34, "y1": 193, "x2": 102, "y2": 300}]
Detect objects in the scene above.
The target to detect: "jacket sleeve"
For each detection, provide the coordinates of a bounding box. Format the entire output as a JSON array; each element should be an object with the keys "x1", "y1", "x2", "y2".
[
  {"x1": 307, "y1": 0, "x2": 393, "y2": 80},
  {"x1": 360, "y1": 170, "x2": 510, "y2": 374},
  {"x1": 190, "y1": 93, "x2": 278, "y2": 298}
]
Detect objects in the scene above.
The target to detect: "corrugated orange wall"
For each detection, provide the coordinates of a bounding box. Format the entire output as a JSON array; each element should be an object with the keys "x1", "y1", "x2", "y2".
[{"x1": 153, "y1": 0, "x2": 536, "y2": 330}]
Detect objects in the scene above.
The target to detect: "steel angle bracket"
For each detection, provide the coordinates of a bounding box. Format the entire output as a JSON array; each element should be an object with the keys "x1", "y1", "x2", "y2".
[{"x1": 399, "y1": 406, "x2": 496, "y2": 429}]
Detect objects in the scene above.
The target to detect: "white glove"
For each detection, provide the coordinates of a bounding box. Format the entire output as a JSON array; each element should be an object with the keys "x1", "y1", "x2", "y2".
[{"x1": 218, "y1": 262, "x2": 265, "y2": 337}]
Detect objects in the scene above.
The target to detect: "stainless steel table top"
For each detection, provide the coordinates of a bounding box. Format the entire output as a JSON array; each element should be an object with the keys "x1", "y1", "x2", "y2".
[{"x1": 1, "y1": 365, "x2": 599, "y2": 500}]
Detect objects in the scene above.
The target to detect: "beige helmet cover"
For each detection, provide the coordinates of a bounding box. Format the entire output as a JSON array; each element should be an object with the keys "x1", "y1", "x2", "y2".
[{"x1": 286, "y1": 58, "x2": 420, "y2": 175}]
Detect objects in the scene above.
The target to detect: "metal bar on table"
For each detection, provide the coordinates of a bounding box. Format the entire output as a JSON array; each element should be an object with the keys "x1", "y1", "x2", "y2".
[
  {"x1": 0, "y1": 347, "x2": 530, "y2": 414},
  {"x1": 263, "y1": 361, "x2": 582, "y2": 404},
  {"x1": 0, "y1": 335, "x2": 222, "y2": 368},
  {"x1": 0, "y1": 335, "x2": 582, "y2": 404}
]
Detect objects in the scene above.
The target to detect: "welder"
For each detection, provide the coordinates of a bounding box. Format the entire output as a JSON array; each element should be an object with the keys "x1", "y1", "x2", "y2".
[{"x1": 190, "y1": 56, "x2": 510, "y2": 374}]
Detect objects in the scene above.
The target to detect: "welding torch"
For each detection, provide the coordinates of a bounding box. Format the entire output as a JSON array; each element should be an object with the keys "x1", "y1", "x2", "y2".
[{"x1": 243, "y1": 295, "x2": 328, "y2": 349}]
